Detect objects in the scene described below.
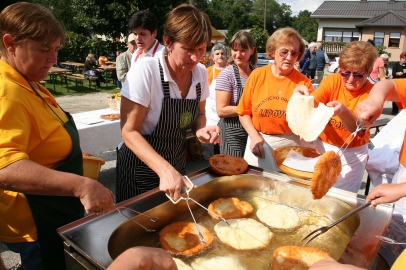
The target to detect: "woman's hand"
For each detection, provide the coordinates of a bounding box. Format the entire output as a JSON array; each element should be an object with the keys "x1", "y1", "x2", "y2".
[
  {"x1": 159, "y1": 166, "x2": 192, "y2": 202},
  {"x1": 196, "y1": 126, "x2": 222, "y2": 145},
  {"x1": 367, "y1": 182, "x2": 406, "y2": 207},
  {"x1": 78, "y1": 177, "x2": 114, "y2": 215},
  {"x1": 293, "y1": 85, "x2": 310, "y2": 95},
  {"x1": 309, "y1": 257, "x2": 365, "y2": 270},
  {"x1": 250, "y1": 134, "x2": 265, "y2": 158},
  {"x1": 326, "y1": 100, "x2": 346, "y2": 116}
]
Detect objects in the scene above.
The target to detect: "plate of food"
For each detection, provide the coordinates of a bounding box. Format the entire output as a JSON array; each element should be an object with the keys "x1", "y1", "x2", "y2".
[{"x1": 100, "y1": 114, "x2": 120, "y2": 121}]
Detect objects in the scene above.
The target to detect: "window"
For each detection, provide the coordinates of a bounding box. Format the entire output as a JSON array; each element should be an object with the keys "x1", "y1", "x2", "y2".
[
  {"x1": 374, "y1": 32, "x2": 385, "y2": 46},
  {"x1": 324, "y1": 30, "x2": 360, "y2": 42},
  {"x1": 389, "y1": 32, "x2": 400, "y2": 47}
]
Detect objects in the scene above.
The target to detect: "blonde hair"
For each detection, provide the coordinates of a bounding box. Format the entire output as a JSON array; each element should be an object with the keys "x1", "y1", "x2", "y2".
[
  {"x1": 0, "y1": 2, "x2": 65, "y2": 55},
  {"x1": 228, "y1": 30, "x2": 257, "y2": 66},
  {"x1": 266, "y1": 27, "x2": 306, "y2": 61},
  {"x1": 339, "y1": 41, "x2": 378, "y2": 73},
  {"x1": 164, "y1": 4, "x2": 212, "y2": 48}
]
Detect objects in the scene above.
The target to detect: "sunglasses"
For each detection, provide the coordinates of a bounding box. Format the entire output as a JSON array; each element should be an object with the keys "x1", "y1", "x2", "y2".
[
  {"x1": 340, "y1": 72, "x2": 365, "y2": 79},
  {"x1": 277, "y1": 50, "x2": 300, "y2": 58}
]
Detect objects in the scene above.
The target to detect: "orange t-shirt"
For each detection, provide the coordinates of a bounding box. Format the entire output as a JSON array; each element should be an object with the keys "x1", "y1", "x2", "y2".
[
  {"x1": 393, "y1": 79, "x2": 406, "y2": 167},
  {"x1": 206, "y1": 65, "x2": 223, "y2": 85},
  {"x1": 237, "y1": 65, "x2": 313, "y2": 134},
  {"x1": 312, "y1": 73, "x2": 372, "y2": 148}
]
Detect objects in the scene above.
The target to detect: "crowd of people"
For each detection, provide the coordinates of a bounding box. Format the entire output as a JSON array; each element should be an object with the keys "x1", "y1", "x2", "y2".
[{"x1": 1, "y1": 1, "x2": 406, "y2": 270}]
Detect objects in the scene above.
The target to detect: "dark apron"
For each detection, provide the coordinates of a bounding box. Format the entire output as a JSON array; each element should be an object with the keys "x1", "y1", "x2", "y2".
[
  {"x1": 218, "y1": 63, "x2": 252, "y2": 158},
  {"x1": 25, "y1": 90, "x2": 84, "y2": 270},
  {"x1": 116, "y1": 59, "x2": 201, "y2": 203}
]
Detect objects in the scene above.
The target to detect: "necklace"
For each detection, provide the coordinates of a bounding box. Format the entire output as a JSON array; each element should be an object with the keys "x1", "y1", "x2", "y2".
[{"x1": 272, "y1": 66, "x2": 290, "y2": 96}]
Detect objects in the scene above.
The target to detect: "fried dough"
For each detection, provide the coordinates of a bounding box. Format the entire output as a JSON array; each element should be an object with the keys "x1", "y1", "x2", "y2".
[
  {"x1": 173, "y1": 258, "x2": 193, "y2": 270},
  {"x1": 159, "y1": 222, "x2": 214, "y2": 256},
  {"x1": 256, "y1": 204, "x2": 300, "y2": 232},
  {"x1": 209, "y1": 154, "x2": 249, "y2": 176},
  {"x1": 214, "y1": 218, "x2": 273, "y2": 250},
  {"x1": 191, "y1": 255, "x2": 245, "y2": 270},
  {"x1": 272, "y1": 246, "x2": 330, "y2": 270},
  {"x1": 100, "y1": 113, "x2": 120, "y2": 120},
  {"x1": 311, "y1": 151, "x2": 342, "y2": 199},
  {"x1": 208, "y1": 197, "x2": 254, "y2": 220}
]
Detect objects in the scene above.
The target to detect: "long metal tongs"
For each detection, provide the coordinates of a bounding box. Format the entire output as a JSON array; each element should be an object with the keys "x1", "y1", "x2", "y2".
[
  {"x1": 166, "y1": 176, "x2": 229, "y2": 244},
  {"x1": 337, "y1": 118, "x2": 366, "y2": 158},
  {"x1": 109, "y1": 190, "x2": 159, "y2": 233},
  {"x1": 302, "y1": 202, "x2": 371, "y2": 245}
]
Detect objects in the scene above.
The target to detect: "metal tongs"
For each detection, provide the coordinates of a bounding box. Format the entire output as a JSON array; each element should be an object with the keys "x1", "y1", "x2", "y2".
[
  {"x1": 302, "y1": 202, "x2": 371, "y2": 245},
  {"x1": 109, "y1": 190, "x2": 159, "y2": 233},
  {"x1": 166, "y1": 176, "x2": 229, "y2": 244},
  {"x1": 334, "y1": 118, "x2": 366, "y2": 166}
]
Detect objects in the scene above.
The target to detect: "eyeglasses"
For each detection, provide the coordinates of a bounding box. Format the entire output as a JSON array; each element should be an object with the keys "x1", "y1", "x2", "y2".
[
  {"x1": 340, "y1": 72, "x2": 365, "y2": 79},
  {"x1": 277, "y1": 50, "x2": 300, "y2": 58}
]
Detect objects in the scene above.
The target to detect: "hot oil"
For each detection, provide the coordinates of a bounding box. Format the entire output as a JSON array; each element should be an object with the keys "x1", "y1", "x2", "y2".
[{"x1": 132, "y1": 190, "x2": 352, "y2": 269}]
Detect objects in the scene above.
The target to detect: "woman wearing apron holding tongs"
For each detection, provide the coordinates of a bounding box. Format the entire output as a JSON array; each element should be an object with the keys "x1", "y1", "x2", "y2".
[
  {"x1": 216, "y1": 31, "x2": 257, "y2": 158},
  {"x1": 0, "y1": 4, "x2": 113, "y2": 269},
  {"x1": 116, "y1": 4, "x2": 221, "y2": 203},
  {"x1": 201, "y1": 43, "x2": 228, "y2": 159}
]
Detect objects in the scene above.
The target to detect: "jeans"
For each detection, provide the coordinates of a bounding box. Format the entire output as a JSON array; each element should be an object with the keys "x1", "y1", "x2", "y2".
[{"x1": 3, "y1": 241, "x2": 43, "y2": 270}]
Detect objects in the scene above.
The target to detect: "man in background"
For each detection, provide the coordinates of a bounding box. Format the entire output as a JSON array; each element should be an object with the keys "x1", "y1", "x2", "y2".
[
  {"x1": 300, "y1": 42, "x2": 317, "y2": 79},
  {"x1": 314, "y1": 42, "x2": 329, "y2": 84},
  {"x1": 116, "y1": 33, "x2": 136, "y2": 84}
]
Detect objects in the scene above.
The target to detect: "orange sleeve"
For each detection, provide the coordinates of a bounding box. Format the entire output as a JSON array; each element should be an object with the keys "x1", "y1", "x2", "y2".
[{"x1": 393, "y1": 79, "x2": 406, "y2": 167}]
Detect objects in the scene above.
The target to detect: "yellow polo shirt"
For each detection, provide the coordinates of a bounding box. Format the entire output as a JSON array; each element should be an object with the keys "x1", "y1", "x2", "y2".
[
  {"x1": 0, "y1": 60, "x2": 72, "y2": 243},
  {"x1": 392, "y1": 249, "x2": 406, "y2": 269}
]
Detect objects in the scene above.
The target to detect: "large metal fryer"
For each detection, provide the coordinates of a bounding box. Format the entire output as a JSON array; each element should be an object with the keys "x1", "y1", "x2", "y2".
[{"x1": 58, "y1": 166, "x2": 393, "y2": 269}]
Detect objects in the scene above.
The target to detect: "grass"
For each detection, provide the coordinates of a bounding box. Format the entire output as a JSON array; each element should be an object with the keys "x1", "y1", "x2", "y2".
[{"x1": 43, "y1": 75, "x2": 119, "y2": 97}]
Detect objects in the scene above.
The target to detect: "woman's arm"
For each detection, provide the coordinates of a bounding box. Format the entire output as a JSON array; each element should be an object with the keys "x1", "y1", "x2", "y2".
[
  {"x1": 0, "y1": 159, "x2": 113, "y2": 214},
  {"x1": 120, "y1": 97, "x2": 189, "y2": 201},
  {"x1": 216, "y1": 90, "x2": 238, "y2": 118},
  {"x1": 239, "y1": 114, "x2": 265, "y2": 157}
]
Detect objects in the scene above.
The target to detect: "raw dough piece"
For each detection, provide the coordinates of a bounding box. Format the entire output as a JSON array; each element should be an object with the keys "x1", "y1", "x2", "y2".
[
  {"x1": 286, "y1": 93, "x2": 334, "y2": 142},
  {"x1": 214, "y1": 218, "x2": 273, "y2": 250},
  {"x1": 191, "y1": 255, "x2": 245, "y2": 270},
  {"x1": 256, "y1": 204, "x2": 300, "y2": 232}
]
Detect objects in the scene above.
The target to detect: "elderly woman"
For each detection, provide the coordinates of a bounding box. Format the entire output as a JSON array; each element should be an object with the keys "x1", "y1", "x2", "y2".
[
  {"x1": 368, "y1": 53, "x2": 389, "y2": 84},
  {"x1": 0, "y1": 3, "x2": 113, "y2": 269},
  {"x1": 201, "y1": 43, "x2": 228, "y2": 159},
  {"x1": 84, "y1": 53, "x2": 105, "y2": 88},
  {"x1": 117, "y1": 4, "x2": 221, "y2": 203},
  {"x1": 237, "y1": 27, "x2": 313, "y2": 171},
  {"x1": 216, "y1": 31, "x2": 257, "y2": 157},
  {"x1": 295, "y1": 41, "x2": 377, "y2": 193}
]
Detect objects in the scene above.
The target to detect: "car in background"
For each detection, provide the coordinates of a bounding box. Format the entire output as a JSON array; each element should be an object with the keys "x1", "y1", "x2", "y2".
[
  {"x1": 327, "y1": 57, "x2": 339, "y2": 73},
  {"x1": 257, "y1": 53, "x2": 274, "y2": 67}
]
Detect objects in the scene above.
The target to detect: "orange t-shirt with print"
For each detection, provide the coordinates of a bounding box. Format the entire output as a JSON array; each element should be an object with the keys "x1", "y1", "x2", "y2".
[
  {"x1": 312, "y1": 73, "x2": 372, "y2": 148},
  {"x1": 206, "y1": 65, "x2": 223, "y2": 86},
  {"x1": 393, "y1": 79, "x2": 406, "y2": 167},
  {"x1": 237, "y1": 65, "x2": 313, "y2": 134}
]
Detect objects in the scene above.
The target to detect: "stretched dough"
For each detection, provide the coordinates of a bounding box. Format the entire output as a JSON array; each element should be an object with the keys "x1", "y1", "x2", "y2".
[{"x1": 286, "y1": 93, "x2": 334, "y2": 142}]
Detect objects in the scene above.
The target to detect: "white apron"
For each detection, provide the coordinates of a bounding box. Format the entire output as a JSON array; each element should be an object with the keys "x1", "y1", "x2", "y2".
[
  {"x1": 313, "y1": 138, "x2": 368, "y2": 193},
  {"x1": 244, "y1": 132, "x2": 300, "y2": 171}
]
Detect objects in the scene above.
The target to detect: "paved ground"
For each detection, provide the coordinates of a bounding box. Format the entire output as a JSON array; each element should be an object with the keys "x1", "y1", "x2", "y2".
[{"x1": 0, "y1": 91, "x2": 397, "y2": 268}]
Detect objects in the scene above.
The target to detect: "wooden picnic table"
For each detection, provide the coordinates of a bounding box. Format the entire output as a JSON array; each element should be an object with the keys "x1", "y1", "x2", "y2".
[
  {"x1": 48, "y1": 67, "x2": 70, "y2": 91},
  {"x1": 60, "y1": 62, "x2": 85, "y2": 73}
]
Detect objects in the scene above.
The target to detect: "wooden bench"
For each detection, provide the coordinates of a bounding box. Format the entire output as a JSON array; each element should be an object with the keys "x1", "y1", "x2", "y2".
[
  {"x1": 68, "y1": 74, "x2": 98, "y2": 89},
  {"x1": 39, "y1": 80, "x2": 46, "y2": 86},
  {"x1": 370, "y1": 118, "x2": 391, "y2": 136},
  {"x1": 66, "y1": 75, "x2": 85, "y2": 87}
]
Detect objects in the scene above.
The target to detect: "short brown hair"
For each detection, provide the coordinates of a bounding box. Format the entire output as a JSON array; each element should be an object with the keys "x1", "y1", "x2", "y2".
[
  {"x1": 266, "y1": 27, "x2": 305, "y2": 61},
  {"x1": 164, "y1": 4, "x2": 212, "y2": 48},
  {"x1": 339, "y1": 41, "x2": 377, "y2": 73},
  {"x1": 228, "y1": 30, "x2": 258, "y2": 66},
  {"x1": 0, "y1": 2, "x2": 65, "y2": 55},
  {"x1": 400, "y1": 51, "x2": 406, "y2": 59}
]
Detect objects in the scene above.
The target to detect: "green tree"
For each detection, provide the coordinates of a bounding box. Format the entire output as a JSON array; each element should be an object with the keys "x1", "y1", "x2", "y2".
[
  {"x1": 252, "y1": 0, "x2": 292, "y2": 34},
  {"x1": 250, "y1": 27, "x2": 269, "y2": 52},
  {"x1": 291, "y1": 10, "x2": 318, "y2": 43}
]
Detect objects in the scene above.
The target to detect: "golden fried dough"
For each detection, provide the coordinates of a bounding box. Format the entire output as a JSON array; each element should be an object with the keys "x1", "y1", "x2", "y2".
[
  {"x1": 208, "y1": 197, "x2": 254, "y2": 220},
  {"x1": 214, "y1": 218, "x2": 273, "y2": 250},
  {"x1": 209, "y1": 154, "x2": 249, "y2": 176},
  {"x1": 311, "y1": 151, "x2": 342, "y2": 199},
  {"x1": 159, "y1": 221, "x2": 214, "y2": 256},
  {"x1": 272, "y1": 246, "x2": 330, "y2": 270},
  {"x1": 256, "y1": 204, "x2": 300, "y2": 232}
]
